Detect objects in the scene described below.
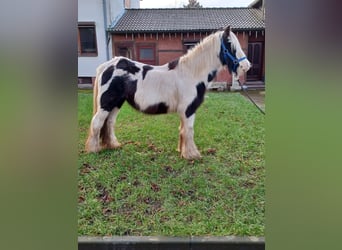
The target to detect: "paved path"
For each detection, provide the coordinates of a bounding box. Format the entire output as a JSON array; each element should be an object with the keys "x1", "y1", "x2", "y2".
[{"x1": 241, "y1": 90, "x2": 265, "y2": 113}]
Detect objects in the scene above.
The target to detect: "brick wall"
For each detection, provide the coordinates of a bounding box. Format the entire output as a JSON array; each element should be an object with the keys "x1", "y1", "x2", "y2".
[{"x1": 112, "y1": 31, "x2": 263, "y2": 84}]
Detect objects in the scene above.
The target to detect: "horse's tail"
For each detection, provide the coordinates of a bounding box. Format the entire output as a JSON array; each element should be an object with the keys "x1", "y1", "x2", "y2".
[
  {"x1": 92, "y1": 73, "x2": 99, "y2": 115},
  {"x1": 85, "y1": 70, "x2": 100, "y2": 153},
  {"x1": 92, "y1": 58, "x2": 119, "y2": 115},
  {"x1": 94, "y1": 61, "x2": 113, "y2": 146},
  {"x1": 93, "y1": 75, "x2": 98, "y2": 115},
  {"x1": 86, "y1": 63, "x2": 109, "y2": 152}
]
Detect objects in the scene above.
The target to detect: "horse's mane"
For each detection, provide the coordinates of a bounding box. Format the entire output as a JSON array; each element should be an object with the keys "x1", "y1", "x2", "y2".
[{"x1": 179, "y1": 31, "x2": 223, "y2": 77}]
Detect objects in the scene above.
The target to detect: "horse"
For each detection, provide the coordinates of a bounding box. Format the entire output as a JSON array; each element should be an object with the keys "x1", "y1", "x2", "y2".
[{"x1": 85, "y1": 26, "x2": 251, "y2": 159}]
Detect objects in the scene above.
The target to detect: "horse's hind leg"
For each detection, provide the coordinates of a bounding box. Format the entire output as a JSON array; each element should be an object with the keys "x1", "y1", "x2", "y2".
[
  {"x1": 85, "y1": 109, "x2": 109, "y2": 153},
  {"x1": 179, "y1": 114, "x2": 201, "y2": 159},
  {"x1": 102, "y1": 107, "x2": 122, "y2": 149}
]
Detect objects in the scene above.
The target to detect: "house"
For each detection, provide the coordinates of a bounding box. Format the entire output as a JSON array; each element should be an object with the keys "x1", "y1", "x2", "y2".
[
  {"x1": 109, "y1": 7, "x2": 265, "y2": 89},
  {"x1": 249, "y1": 0, "x2": 264, "y2": 8},
  {"x1": 78, "y1": 0, "x2": 141, "y2": 85}
]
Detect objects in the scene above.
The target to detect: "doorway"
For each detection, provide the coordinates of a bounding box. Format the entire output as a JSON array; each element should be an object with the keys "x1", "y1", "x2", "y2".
[{"x1": 247, "y1": 42, "x2": 264, "y2": 82}]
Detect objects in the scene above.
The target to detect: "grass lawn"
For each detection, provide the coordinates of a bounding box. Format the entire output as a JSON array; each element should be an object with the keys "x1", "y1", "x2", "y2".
[{"x1": 78, "y1": 90, "x2": 265, "y2": 236}]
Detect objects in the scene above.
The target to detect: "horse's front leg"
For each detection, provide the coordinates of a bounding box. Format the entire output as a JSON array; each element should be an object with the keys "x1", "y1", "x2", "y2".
[{"x1": 179, "y1": 114, "x2": 201, "y2": 159}]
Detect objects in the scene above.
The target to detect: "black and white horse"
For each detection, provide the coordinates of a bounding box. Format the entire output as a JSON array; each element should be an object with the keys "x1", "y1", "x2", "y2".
[{"x1": 85, "y1": 26, "x2": 251, "y2": 159}]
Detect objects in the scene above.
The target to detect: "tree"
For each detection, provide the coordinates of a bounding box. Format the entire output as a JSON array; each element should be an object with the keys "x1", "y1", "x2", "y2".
[{"x1": 183, "y1": 0, "x2": 203, "y2": 8}]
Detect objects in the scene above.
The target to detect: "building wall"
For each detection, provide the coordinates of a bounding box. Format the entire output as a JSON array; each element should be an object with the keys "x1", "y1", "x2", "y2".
[
  {"x1": 125, "y1": 0, "x2": 140, "y2": 8},
  {"x1": 78, "y1": 0, "x2": 141, "y2": 79},
  {"x1": 78, "y1": 0, "x2": 109, "y2": 77},
  {"x1": 112, "y1": 31, "x2": 259, "y2": 84},
  {"x1": 157, "y1": 35, "x2": 184, "y2": 65},
  {"x1": 112, "y1": 33, "x2": 183, "y2": 65}
]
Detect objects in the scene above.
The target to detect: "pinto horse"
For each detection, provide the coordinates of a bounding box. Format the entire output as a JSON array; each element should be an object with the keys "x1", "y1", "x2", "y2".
[{"x1": 85, "y1": 26, "x2": 251, "y2": 159}]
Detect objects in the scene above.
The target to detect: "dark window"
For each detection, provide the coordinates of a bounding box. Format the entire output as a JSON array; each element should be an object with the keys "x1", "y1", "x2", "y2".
[
  {"x1": 115, "y1": 42, "x2": 134, "y2": 59},
  {"x1": 139, "y1": 48, "x2": 154, "y2": 60},
  {"x1": 137, "y1": 44, "x2": 156, "y2": 65},
  {"x1": 183, "y1": 41, "x2": 199, "y2": 52},
  {"x1": 78, "y1": 23, "x2": 98, "y2": 56},
  {"x1": 118, "y1": 47, "x2": 133, "y2": 58}
]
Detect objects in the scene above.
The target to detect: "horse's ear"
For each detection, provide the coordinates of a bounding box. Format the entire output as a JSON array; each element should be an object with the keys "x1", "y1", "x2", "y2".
[{"x1": 223, "y1": 25, "x2": 231, "y2": 38}]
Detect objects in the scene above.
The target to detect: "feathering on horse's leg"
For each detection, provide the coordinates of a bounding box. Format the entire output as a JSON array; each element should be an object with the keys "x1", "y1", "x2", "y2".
[
  {"x1": 85, "y1": 109, "x2": 109, "y2": 153},
  {"x1": 180, "y1": 114, "x2": 201, "y2": 159},
  {"x1": 177, "y1": 120, "x2": 184, "y2": 152},
  {"x1": 102, "y1": 107, "x2": 121, "y2": 149}
]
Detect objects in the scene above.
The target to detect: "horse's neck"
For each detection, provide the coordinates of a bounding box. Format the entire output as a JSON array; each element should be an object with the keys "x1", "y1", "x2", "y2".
[{"x1": 179, "y1": 37, "x2": 221, "y2": 80}]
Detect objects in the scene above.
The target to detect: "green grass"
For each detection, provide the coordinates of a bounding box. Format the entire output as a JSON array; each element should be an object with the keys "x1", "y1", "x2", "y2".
[{"x1": 78, "y1": 91, "x2": 265, "y2": 236}]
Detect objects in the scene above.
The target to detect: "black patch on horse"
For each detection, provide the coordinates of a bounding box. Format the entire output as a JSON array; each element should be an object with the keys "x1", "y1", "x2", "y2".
[
  {"x1": 101, "y1": 65, "x2": 114, "y2": 85},
  {"x1": 116, "y1": 58, "x2": 141, "y2": 74},
  {"x1": 144, "y1": 102, "x2": 169, "y2": 115},
  {"x1": 142, "y1": 65, "x2": 154, "y2": 80},
  {"x1": 207, "y1": 70, "x2": 217, "y2": 82},
  {"x1": 168, "y1": 58, "x2": 179, "y2": 70},
  {"x1": 125, "y1": 79, "x2": 140, "y2": 110},
  {"x1": 185, "y1": 82, "x2": 206, "y2": 118},
  {"x1": 100, "y1": 76, "x2": 127, "y2": 112}
]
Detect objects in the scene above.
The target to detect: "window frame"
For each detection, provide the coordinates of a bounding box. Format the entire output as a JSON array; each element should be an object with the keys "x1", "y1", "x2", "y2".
[
  {"x1": 114, "y1": 42, "x2": 134, "y2": 59},
  {"x1": 78, "y1": 22, "x2": 98, "y2": 57},
  {"x1": 183, "y1": 40, "x2": 200, "y2": 53},
  {"x1": 136, "y1": 43, "x2": 156, "y2": 65}
]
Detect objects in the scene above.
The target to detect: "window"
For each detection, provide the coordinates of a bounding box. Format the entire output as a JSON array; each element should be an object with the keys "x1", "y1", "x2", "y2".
[
  {"x1": 78, "y1": 23, "x2": 98, "y2": 56},
  {"x1": 139, "y1": 48, "x2": 154, "y2": 60},
  {"x1": 118, "y1": 47, "x2": 133, "y2": 58},
  {"x1": 183, "y1": 41, "x2": 199, "y2": 52},
  {"x1": 115, "y1": 42, "x2": 134, "y2": 59},
  {"x1": 137, "y1": 44, "x2": 156, "y2": 65}
]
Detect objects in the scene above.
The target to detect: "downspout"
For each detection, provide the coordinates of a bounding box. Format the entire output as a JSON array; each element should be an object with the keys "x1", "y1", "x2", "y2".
[{"x1": 102, "y1": 0, "x2": 110, "y2": 60}]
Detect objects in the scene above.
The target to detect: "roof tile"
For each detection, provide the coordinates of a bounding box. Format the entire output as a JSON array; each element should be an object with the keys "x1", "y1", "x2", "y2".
[{"x1": 110, "y1": 8, "x2": 265, "y2": 33}]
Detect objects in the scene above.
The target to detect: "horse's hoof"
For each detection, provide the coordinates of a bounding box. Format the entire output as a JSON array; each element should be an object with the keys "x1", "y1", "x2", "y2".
[
  {"x1": 181, "y1": 150, "x2": 202, "y2": 160},
  {"x1": 85, "y1": 145, "x2": 101, "y2": 153},
  {"x1": 105, "y1": 142, "x2": 122, "y2": 149}
]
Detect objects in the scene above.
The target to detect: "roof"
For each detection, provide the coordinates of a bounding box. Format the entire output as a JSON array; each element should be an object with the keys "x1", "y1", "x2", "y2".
[{"x1": 110, "y1": 8, "x2": 265, "y2": 33}]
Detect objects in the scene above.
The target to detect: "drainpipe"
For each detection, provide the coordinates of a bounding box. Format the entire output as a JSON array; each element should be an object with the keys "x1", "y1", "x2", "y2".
[{"x1": 102, "y1": 0, "x2": 110, "y2": 60}]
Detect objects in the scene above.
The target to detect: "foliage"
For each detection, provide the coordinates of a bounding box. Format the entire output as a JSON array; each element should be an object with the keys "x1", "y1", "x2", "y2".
[{"x1": 183, "y1": 0, "x2": 203, "y2": 8}]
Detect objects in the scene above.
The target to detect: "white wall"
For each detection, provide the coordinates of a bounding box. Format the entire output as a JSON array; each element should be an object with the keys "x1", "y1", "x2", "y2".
[
  {"x1": 78, "y1": 0, "x2": 108, "y2": 77},
  {"x1": 130, "y1": 0, "x2": 141, "y2": 8},
  {"x1": 78, "y1": 0, "x2": 140, "y2": 78},
  {"x1": 110, "y1": 0, "x2": 124, "y2": 21}
]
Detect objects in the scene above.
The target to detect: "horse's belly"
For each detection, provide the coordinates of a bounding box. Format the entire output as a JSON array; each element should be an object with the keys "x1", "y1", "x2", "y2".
[{"x1": 134, "y1": 83, "x2": 178, "y2": 114}]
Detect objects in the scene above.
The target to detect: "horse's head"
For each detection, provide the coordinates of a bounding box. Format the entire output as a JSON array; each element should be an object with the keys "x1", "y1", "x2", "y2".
[{"x1": 219, "y1": 26, "x2": 251, "y2": 78}]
